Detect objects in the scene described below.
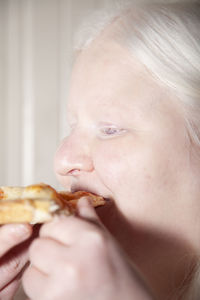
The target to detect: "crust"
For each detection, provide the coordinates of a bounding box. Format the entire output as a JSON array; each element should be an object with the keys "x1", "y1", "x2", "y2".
[
  {"x1": 59, "y1": 191, "x2": 106, "y2": 213},
  {"x1": 0, "y1": 183, "x2": 105, "y2": 224}
]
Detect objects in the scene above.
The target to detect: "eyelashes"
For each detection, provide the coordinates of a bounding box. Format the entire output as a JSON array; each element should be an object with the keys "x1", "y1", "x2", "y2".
[
  {"x1": 98, "y1": 125, "x2": 127, "y2": 138},
  {"x1": 66, "y1": 120, "x2": 127, "y2": 140}
]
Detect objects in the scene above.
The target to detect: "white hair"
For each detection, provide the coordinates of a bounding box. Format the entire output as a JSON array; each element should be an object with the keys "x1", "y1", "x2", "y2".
[{"x1": 74, "y1": 1, "x2": 200, "y2": 148}]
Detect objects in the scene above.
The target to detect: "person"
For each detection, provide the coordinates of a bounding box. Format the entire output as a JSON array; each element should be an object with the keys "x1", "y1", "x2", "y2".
[
  {"x1": 23, "y1": 1, "x2": 200, "y2": 299},
  {"x1": 1, "y1": 1, "x2": 200, "y2": 299}
]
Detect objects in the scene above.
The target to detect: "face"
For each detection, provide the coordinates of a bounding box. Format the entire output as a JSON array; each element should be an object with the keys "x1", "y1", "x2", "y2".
[{"x1": 54, "y1": 40, "x2": 200, "y2": 245}]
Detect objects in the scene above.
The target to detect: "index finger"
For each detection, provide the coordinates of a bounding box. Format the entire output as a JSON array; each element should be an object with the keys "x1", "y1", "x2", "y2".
[{"x1": 0, "y1": 224, "x2": 32, "y2": 257}]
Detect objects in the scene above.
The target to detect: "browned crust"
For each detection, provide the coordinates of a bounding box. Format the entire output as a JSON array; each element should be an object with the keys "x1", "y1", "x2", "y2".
[
  {"x1": 58, "y1": 190, "x2": 105, "y2": 213},
  {"x1": 0, "y1": 183, "x2": 105, "y2": 224}
]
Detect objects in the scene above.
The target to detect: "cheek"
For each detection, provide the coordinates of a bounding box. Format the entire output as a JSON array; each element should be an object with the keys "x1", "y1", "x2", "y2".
[
  {"x1": 93, "y1": 138, "x2": 175, "y2": 215},
  {"x1": 93, "y1": 139, "x2": 151, "y2": 197}
]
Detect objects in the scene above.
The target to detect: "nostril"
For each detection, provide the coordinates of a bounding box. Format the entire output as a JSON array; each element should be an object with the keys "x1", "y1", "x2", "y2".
[{"x1": 68, "y1": 169, "x2": 81, "y2": 176}]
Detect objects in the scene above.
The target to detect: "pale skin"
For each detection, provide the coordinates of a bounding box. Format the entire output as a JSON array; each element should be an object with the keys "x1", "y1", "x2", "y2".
[
  {"x1": 21, "y1": 39, "x2": 200, "y2": 300},
  {"x1": 0, "y1": 224, "x2": 32, "y2": 299}
]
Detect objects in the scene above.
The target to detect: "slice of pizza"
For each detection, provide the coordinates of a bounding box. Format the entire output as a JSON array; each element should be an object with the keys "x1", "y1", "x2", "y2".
[{"x1": 0, "y1": 183, "x2": 105, "y2": 224}]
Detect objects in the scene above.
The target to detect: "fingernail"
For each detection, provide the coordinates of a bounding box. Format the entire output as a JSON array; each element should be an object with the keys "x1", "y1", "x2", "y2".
[{"x1": 9, "y1": 224, "x2": 30, "y2": 237}]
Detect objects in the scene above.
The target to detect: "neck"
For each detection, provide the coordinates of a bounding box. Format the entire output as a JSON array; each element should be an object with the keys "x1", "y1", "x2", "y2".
[
  {"x1": 97, "y1": 201, "x2": 198, "y2": 300},
  {"x1": 127, "y1": 231, "x2": 197, "y2": 299}
]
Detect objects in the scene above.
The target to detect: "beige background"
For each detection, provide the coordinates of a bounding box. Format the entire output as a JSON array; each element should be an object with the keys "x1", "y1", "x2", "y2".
[{"x1": 0, "y1": 0, "x2": 115, "y2": 190}]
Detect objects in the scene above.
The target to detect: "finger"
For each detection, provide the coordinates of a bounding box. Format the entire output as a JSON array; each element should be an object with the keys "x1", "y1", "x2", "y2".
[
  {"x1": 77, "y1": 197, "x2": 102, "y2": 224},
  {"x1": 0, "y1": 276, "x2": 21, "y2": 300},
  {"x1": 29, "y1": 237, "x2": 67, "y2": 274},
  {"x1": 0, "y1": 224, "x2": 32, "y2": 257},
  {"x1": 0, "y1": 240, "x2": 30, "y2": 290},
  {"x1": 40, "y1": 214, "x2": 102, "y2": 246},
  {"x1": 22, "y1": 265, "x2": 47, "y2": 300}
]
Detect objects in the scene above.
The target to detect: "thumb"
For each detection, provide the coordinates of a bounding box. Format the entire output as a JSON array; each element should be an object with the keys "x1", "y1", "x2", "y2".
[
  {"x1": 0, "y1": 224, "x2": 32, "y2": 257},
  {"x1": 77, "y1": 197, "x2": 101, "y2": 223}
]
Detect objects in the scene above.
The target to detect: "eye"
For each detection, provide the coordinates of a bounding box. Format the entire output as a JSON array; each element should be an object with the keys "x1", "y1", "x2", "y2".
[{"x1": 99, "y1": 125, "x2": 127, "y2": 138}]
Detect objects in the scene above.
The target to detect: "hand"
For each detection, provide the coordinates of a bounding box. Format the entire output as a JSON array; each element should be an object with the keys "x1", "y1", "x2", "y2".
[
  {"x1": 22, "y1": 198, "x2": 153, "y2": 300},
  {"x1": 0, "y1": 224, "x2": 33, "y2": 300}
]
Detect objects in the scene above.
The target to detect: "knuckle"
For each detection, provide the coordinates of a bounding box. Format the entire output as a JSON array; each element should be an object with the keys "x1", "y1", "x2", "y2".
[
  {"x1": 63, "y1": 263, "x2": 80, "y2": 286},
  {"x1": 40, "y1": 216, "x2": 75, "y2": 236},
  {"x1": 84, "y1": 228, "x2": 106, "y2": 247}
]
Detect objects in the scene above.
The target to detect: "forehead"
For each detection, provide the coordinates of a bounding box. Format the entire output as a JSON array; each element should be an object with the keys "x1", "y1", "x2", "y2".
[{"x1": 68, "y1": 40, "x2": 169, "y2": 118}]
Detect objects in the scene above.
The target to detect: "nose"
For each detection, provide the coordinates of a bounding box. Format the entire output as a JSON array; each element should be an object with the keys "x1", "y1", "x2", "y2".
[{"x1": 54, "y1": 133, "x2": 94, "y2": 177}]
